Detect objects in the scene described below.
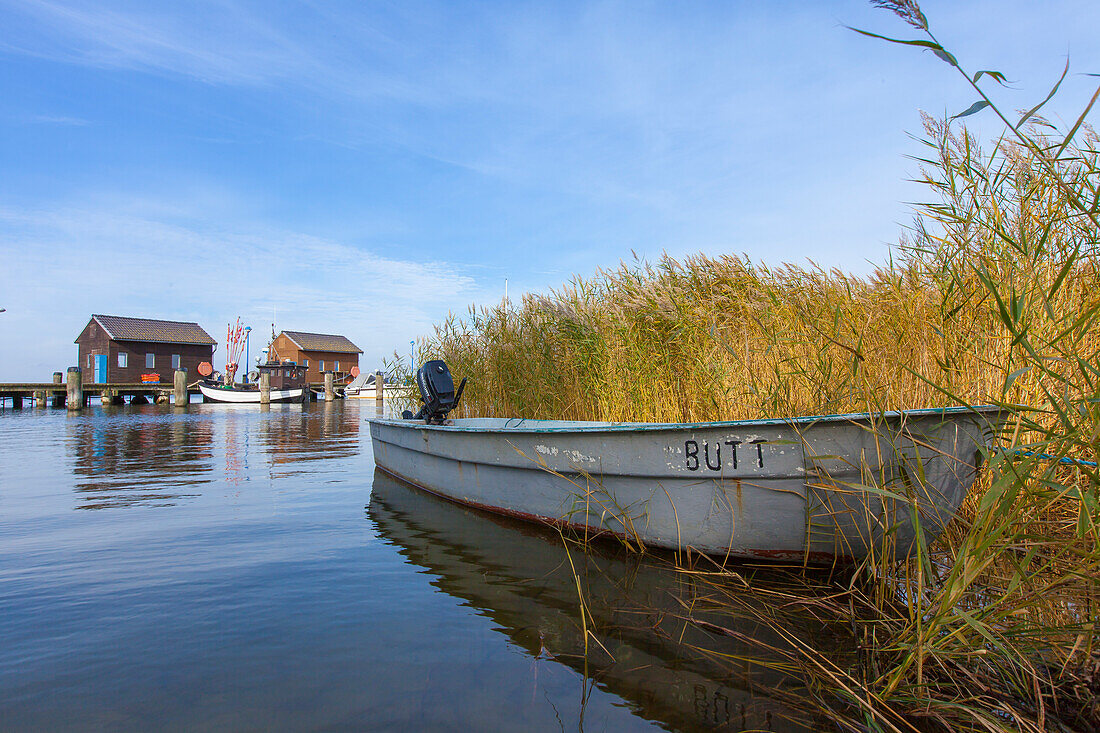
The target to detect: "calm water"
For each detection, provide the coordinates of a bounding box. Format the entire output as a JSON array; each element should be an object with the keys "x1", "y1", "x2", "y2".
[{"x1": 1, "y1": 401, "x2": 841, "y2": 731}]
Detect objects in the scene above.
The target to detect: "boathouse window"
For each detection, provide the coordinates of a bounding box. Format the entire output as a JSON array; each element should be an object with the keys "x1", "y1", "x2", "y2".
[
  {"x1": 87, "y1": 354, "x2": 92, "y2": 368},
  {"x1": 303, "y1": 360, "x2": 309, "y2": 368},
  {"x1": 335, "y1": 361, "x2": 340, "y2": 372},
  {"x1": 171, "y1": 354, "x2": 180, "y2": 369},
  {"x1": 146, "y1": 353, "x2": 155, "y2": 369},
  {"x1": 319, "y1": 360, "x2": 325, "y2": 371},
  {"x1": 118, "y1": 352, "x2": 128, "y2": 368}
]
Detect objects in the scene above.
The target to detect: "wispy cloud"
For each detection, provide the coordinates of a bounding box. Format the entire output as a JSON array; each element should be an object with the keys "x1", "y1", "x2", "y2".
[
  {"x1": 0, "y1": 199, "x2": 488, "y2": 380},
  {"x1": 17, "y1": 113, "x2": 91, "y2": 126}
]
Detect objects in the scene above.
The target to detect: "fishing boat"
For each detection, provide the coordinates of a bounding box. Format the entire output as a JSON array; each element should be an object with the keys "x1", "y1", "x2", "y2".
[
  {"x1": 369, "y1": 360, "x2": 1003, "y2": 563},
  {"x1": 198, "y1": 363, "x2": 308, "y2": 403},
  {"x1": 198, "y1": 319, "x2": 309, "y2": 404}
]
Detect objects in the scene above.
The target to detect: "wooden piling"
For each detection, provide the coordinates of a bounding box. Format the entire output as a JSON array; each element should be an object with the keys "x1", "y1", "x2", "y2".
[
  {"x1": 375, "y1": 370, "x2": 384, "y2": 412},
  {"x1": 259, "y1": 371, "x2": 271, "y2": 404},
  {"x1": 324, "y1": 371, "x2": 335, "y2": 401},
  {"x1": 34, "y1": 390, "x2": 47, "y2": 407},
  {"x1": 66, "y1": 367, "x2": 83, "y2": 411},
  {"x1": 52, "y1": 372, "x2": 64, "y2": 407},
  {"x1": 12, "y1": 395, "x2": 23, "y2": 409},
  {"x1": 174, "y1": 369, "x2": 188, "y2": 406}
]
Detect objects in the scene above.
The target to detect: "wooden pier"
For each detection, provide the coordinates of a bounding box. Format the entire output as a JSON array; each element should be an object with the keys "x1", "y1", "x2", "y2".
[
  {"x1": 0, "y1": 368, "x2": 364, "y2": 409},
  {"x1": 0, "y1": 368, "x2": 198, "y2": 409}
]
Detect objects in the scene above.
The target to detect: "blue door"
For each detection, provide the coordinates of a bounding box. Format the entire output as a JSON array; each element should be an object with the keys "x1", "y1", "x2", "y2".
[{"x1": 95, "y1": 354, "x2": 107, "y2": 383}]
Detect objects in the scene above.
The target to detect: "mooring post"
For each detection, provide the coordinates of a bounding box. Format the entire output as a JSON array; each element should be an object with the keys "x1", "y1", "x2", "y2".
[
  {"x1": 375, "y1": 370, "x2": 384, "y2": 412},
  {"x1": 34, "y1": 390, "x2": 47, "y2": 407},
  {"x1": 51, "y1": 372, "x2": 64, "y2": 407},
  {"x1": 259, "y1": 371, "x2": 271, "y2": 404},
  {"x1": 66, "y1": 367, "x2": 83, "y2": 411},
  {"x1": 173, "y1": 369, "x2": 188, "y2": 407},
  {"x1": 324, "y1": 371, "x2": 335, "y2": 401}
]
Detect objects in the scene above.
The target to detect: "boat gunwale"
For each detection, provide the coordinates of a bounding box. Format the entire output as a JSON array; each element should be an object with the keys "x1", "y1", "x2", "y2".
[{"x1": 368, "y1": 405, "x2": 1002, "y2": 434}]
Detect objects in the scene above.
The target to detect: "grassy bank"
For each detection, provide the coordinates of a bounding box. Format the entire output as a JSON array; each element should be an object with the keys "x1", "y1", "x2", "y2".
[{"x1": 398, "y1": 4, "x2": 1100, "y2": 729}]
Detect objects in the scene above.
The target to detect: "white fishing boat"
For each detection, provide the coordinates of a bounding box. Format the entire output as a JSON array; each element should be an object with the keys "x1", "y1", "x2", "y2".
[
  {"x1": 369, "y1": 360, "x2": 1003, "y2": 563},
  {"x1": 199, "y1": 320, "x2": 309, "y2": 404},
  {"x1": 197, "y1": 379, "x2": 306, "y2": 404}
]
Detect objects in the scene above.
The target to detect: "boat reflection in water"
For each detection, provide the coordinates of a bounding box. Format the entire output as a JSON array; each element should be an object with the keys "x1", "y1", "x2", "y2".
[
  {"x1": 67, "y1": 401, "x2": 360, "y2": 510},
  {"x1": 258, "y1": 400, "x2": 359, "y2": 467},
  {"x1": 368, "y1": 469, "x2": 851, "y2": 732}
]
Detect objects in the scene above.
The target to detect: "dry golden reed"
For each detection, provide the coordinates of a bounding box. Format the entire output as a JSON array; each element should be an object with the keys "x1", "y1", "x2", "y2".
[
  {"x1": 391, "y1": 3, "x2": 1100, "y2": 728},
  {"x1": 425, "y1": 127, "x2": 1098, "y2": 431}
]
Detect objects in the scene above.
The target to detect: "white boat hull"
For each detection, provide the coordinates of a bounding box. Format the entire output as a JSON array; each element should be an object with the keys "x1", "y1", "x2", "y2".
[
  {"x1": 199, "y1": 383, "x2": 304, "y2": 404},
  {"x1": 369, "y1": 408, "x2": 1002, "y2": 563},
  {"x1": 348, "y1": 385, "x2": 414, "y2": 399}
]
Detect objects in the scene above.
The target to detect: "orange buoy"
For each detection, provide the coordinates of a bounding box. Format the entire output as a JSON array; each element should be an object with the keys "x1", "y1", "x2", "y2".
[
  {"x1": 350, "y1": 366, "x2": 360, "y2": 378},
  {"x1": 198, "y1": 361, "x2": 213, "y2": 377}
]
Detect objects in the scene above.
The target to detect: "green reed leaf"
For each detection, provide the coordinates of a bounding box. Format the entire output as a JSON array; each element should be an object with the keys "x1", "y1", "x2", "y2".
[
  {"x1": 973, "y1": 70, "x2": 1009, "y2": 86},
  {"x1": 933, "y1": 47, "x2": 958, "y2": 66},
  {"x1": 950, "y1": 100, "x2": 990, "y2": 120},
  {"x1": 1018, "y1": 58, "x2": 1070, "y2": 128},
  {"x1": 1004, "y1": 366, "x2": 1032, "y2": 392},
  {"x1": 846, "y1": 26, "x2": 945, "y2": 51},
  {"x1": 1053, "y1": 83, "x2": 1100, "y2": 160}
]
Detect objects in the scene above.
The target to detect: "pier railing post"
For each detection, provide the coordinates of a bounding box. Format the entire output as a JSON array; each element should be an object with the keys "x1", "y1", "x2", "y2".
[
  {"x1": 375, "y1": 370, "x2": 384, "y2": 413},
  {"x1": 324, "y1": 371, "x2": 335, "y2": 401},
  {"x1": 259, "y1": 371, "x2": 271, "y2": 404},
  {"x1": 66, "y1": 367, "x2": 83, "y2": 412},
  {"x1": 174, "y1": 369, "x2": 188, "y2": 407}
]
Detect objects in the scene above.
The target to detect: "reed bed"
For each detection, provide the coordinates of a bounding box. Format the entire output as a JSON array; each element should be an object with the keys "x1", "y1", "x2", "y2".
[{"x1": 391, "y1": 4, "x2": 1100, "y2": 729}]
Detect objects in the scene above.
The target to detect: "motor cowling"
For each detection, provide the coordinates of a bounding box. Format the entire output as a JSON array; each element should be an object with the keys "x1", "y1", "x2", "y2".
[{"x1": 405, "y1": 359, "x2": 466, "y2": 424}]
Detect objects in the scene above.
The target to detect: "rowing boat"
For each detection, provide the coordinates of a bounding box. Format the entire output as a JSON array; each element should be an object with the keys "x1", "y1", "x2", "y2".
[{"x1": 369, "y1": 406, "x2": 1001, "y2": 563}]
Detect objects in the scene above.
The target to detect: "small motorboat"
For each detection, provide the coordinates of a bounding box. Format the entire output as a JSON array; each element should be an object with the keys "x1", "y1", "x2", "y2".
[{"x1": 369, "y1": 360, "x2": 1003, "y2": 563}]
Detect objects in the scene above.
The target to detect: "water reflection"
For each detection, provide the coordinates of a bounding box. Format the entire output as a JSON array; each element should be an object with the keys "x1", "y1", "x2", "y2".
[
  {"x1": 69, "y1": 411, "x2": 214, "y2": 509},
  {"x1": 368, "y1": 469, "x2": 846, "y2": 732},
  {"x1": 67, "y1": 402, "x2": 361, "y2": 509},
  {"x1": 258, "y1": 400, "x2": 360, "y2": 465}
]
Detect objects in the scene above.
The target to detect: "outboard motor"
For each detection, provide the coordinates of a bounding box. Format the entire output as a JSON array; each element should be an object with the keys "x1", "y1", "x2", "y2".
[{"x1": 403, "y1": 359, "x2": 466, "y2": 424}]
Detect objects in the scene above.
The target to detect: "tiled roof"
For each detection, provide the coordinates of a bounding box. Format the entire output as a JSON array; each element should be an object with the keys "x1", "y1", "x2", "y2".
[
  {"x1": 282, "y1": 330, "x2": 362, "y2": 354},
  {"x1": 89, "y1": 315, "x2": 217, "y2": 345}
]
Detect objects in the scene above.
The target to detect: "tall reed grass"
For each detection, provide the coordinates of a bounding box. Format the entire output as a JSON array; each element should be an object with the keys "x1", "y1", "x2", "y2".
[{"x1": 390, "y1": 3, "x2": 1100, "y2": 728}]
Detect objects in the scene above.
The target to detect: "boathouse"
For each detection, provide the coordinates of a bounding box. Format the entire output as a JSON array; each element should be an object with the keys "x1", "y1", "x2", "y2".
[
  {"x1": 75, "y1": 315, "x2": 217, "y2": 383},
  {"x1": 269, "y1": 330, "x2": 362, "y2": 383}
]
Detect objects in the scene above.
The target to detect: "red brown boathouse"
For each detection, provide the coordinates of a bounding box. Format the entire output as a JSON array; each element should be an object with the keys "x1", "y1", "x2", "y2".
[{"x1": 75, "y1": 315, "x2": 217, "y2": 383}]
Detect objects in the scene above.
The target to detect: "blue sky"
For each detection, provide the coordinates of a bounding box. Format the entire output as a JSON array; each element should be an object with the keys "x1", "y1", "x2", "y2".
[{"x1": 1, "y1": 1, "x2": 1098, "y2": 381}]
